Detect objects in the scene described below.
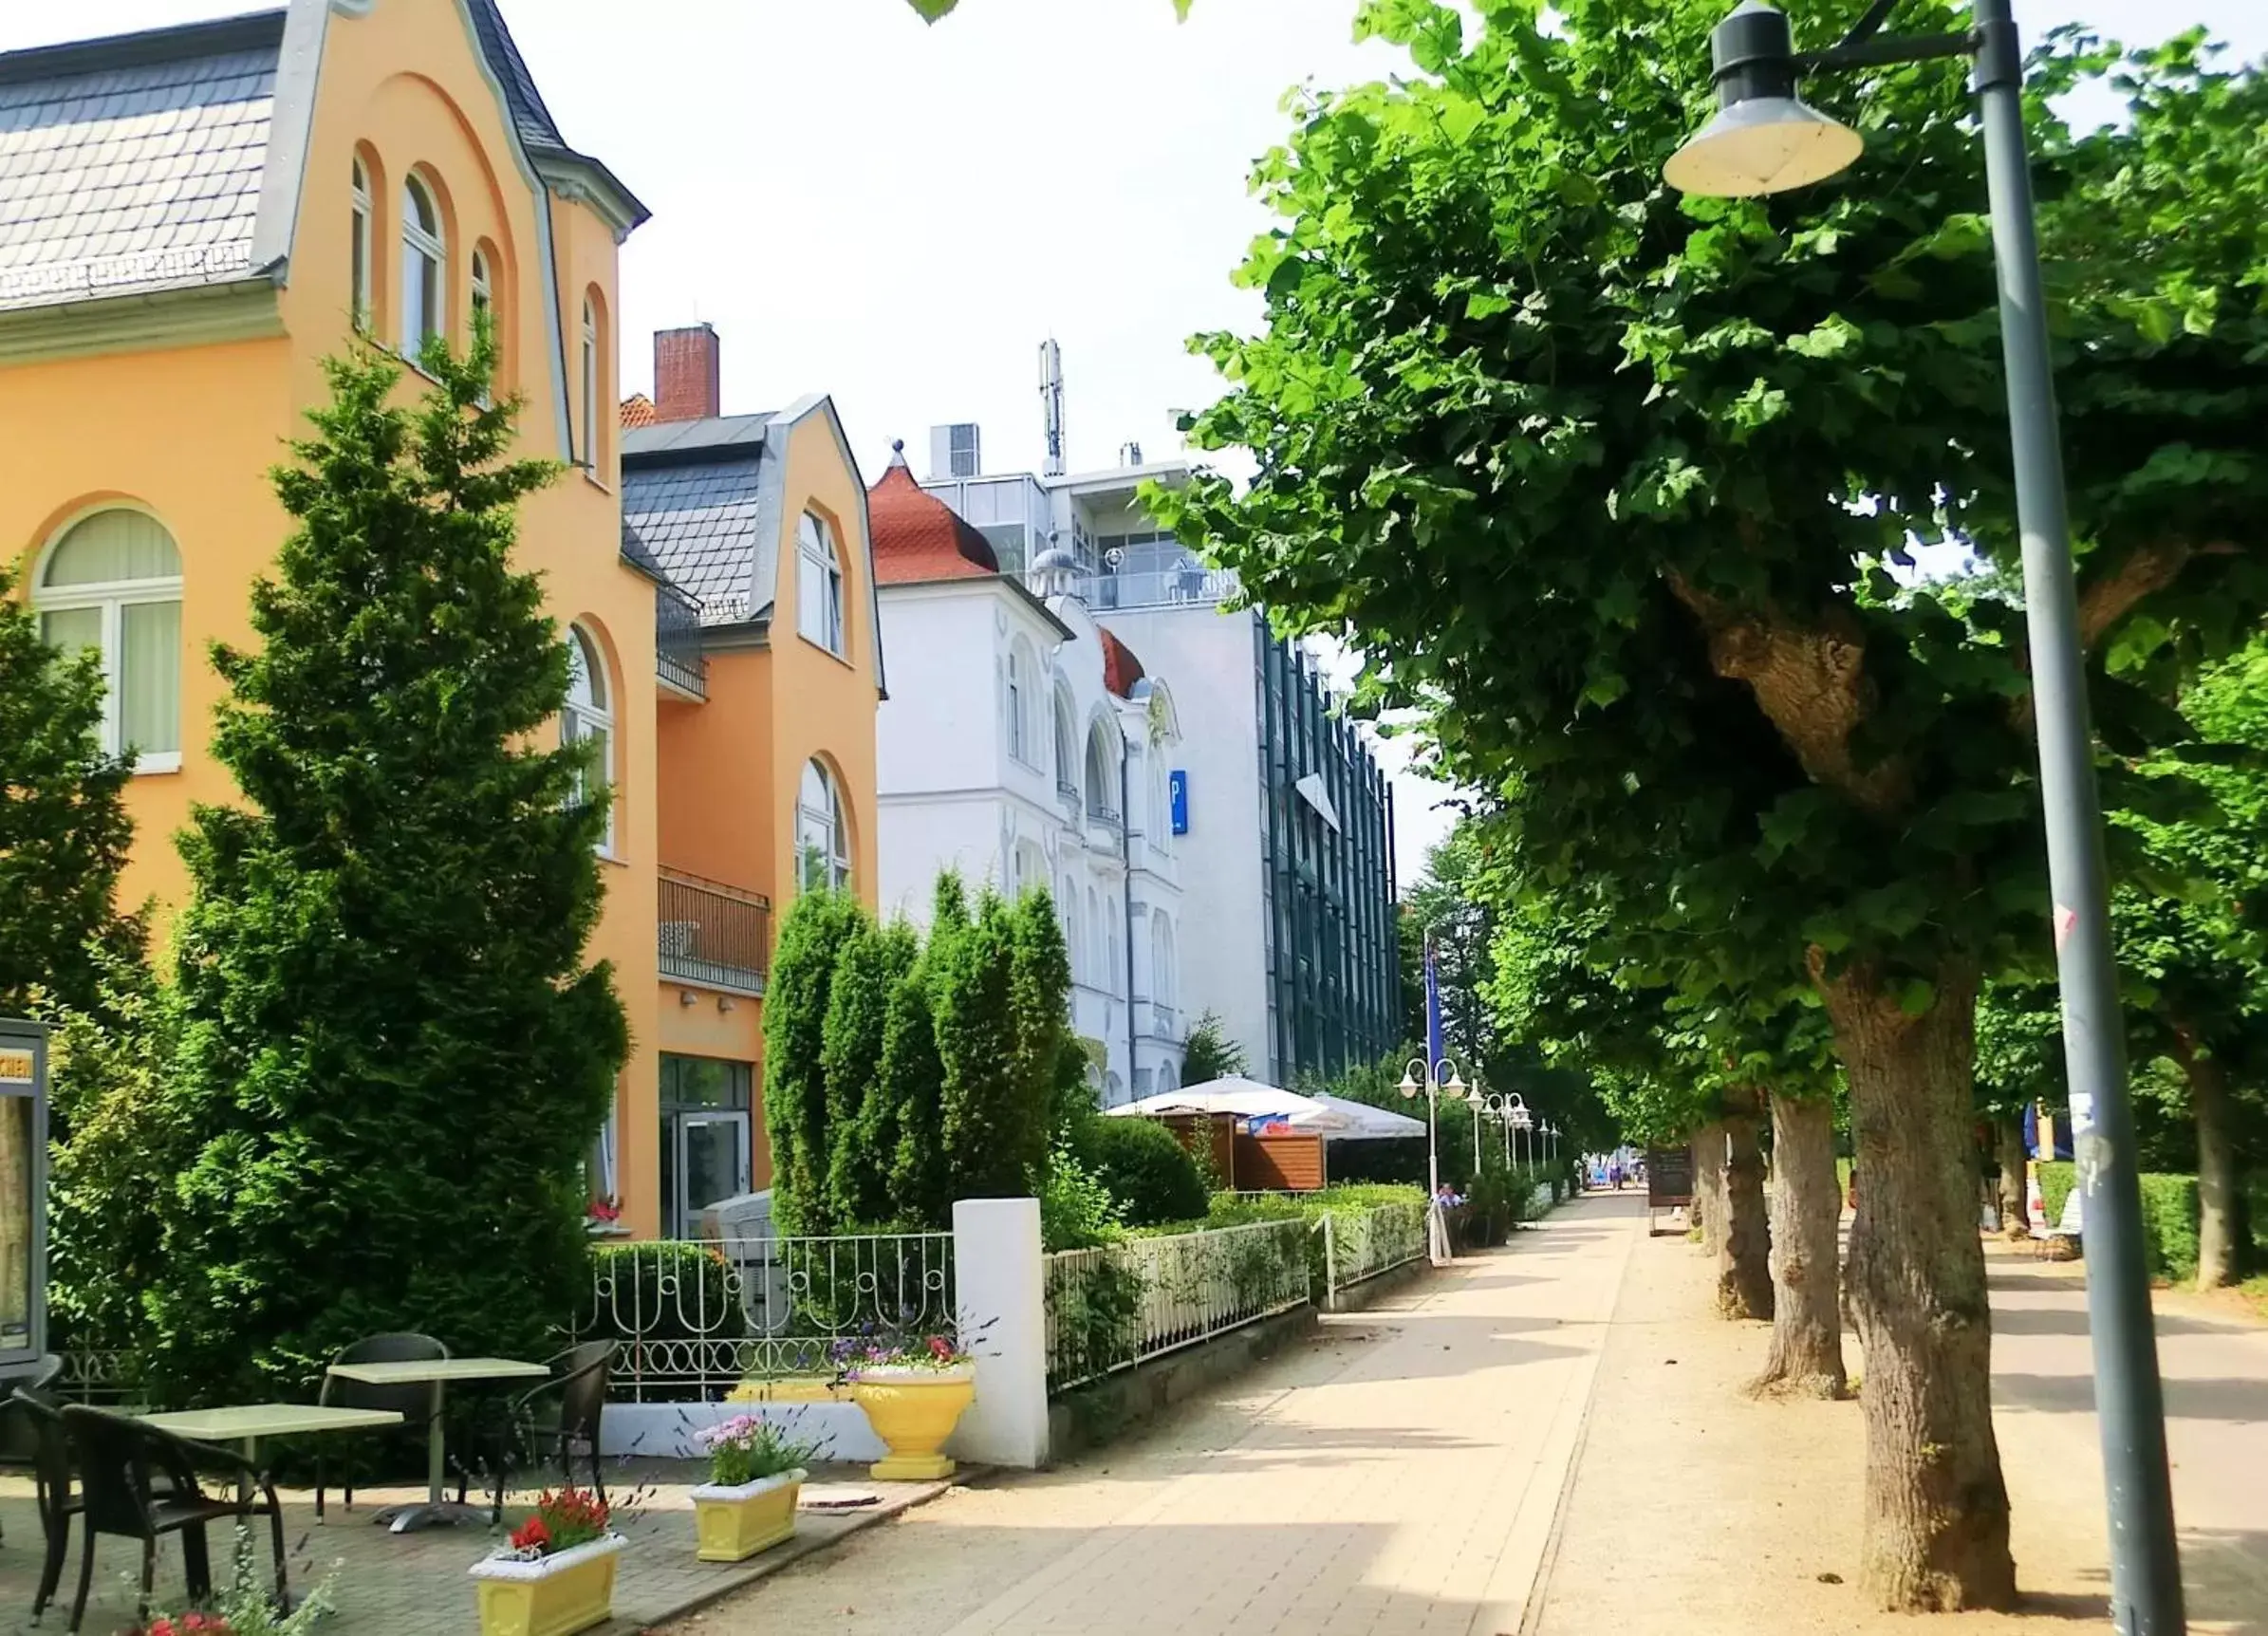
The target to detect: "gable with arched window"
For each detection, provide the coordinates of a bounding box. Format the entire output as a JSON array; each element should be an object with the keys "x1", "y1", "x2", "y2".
[
  {"x1": 400, "y1": 172, "x2": 445, "y2": 357},
  {"x1": 797, "y1": 758, "x2": 851, "y2": 893},
  {"x1": 35, "y1": 508, "x2": 183, "y2": 771},
  {"x1": 564, "y1": 625, "x2": 616, "y2": 856}
]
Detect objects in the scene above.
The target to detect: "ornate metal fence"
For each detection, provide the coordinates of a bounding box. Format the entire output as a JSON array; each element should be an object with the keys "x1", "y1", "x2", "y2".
[
  {"x1": 575, "y1": 1232, "x2": 955, "y2": 1402},
  {"x1": 1319, "y1": 1200, "x2": 1427, "y2": 1307},
  {"x1": 1043, "y1": 1218, "x2": 1310, "y2": 1395},
  {"x1": 54, "y1": 1350, "x2": 136, "y2": 1404}
]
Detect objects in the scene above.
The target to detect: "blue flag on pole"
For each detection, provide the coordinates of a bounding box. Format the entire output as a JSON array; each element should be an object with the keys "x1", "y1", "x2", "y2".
[{"x1": 1424, "y1": 933, "x2": 1445, "y2": 1068}]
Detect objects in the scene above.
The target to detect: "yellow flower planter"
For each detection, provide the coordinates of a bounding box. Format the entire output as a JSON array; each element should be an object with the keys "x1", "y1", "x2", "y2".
[
  {"x1": 468, "y1": 1534, "x2": 623, "y2": 1636},
  {"x1": 848, "y1": 1364, "x2": 976, "y2": 1481},
  {"x1": 690, "y1": 1469, "x2": 807, "y2": 1562}
]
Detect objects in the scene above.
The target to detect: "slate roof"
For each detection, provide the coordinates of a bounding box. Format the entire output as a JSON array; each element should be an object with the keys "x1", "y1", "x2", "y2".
[
  {"x1": 868, "y1": 453, "x2": 999, "y2": 585},
  {"x1": 0, "y1": 2, "x2": 641, "y2": 318},
  {"x1": 622, "y1": 424, "x2": 772, "y2": 628},
  {"x1": 0, "y1": 10, "x2": 283, "y2": 312}
]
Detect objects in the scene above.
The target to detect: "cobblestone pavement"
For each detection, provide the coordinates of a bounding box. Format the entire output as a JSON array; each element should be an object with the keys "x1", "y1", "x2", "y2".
[
  {"x1": 0, "y1": 1459, "x2": 950, "y2": 1635},
  {"x1": 662, "y1": 1197, "x2": 1641, "y2": 1636}
]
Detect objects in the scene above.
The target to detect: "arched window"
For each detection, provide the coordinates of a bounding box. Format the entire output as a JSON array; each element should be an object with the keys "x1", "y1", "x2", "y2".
[
  {"x1": 36, "y1": 509, "x2": 184, "y2": 769},
  {"x1": 350, "y1": 158, "x2": 373, "y2": 331},
  {"x1": 1086, "y1": 885, "x2": 1105, "y2": 987},
  {"x1": 797, "y1": 758, "x2": 851, "y2": 893},
  {"x1": 400, "y1": 174, "x2": 444, "y2": 357},
  {"x1": 1006, "y1": 641, "x2": 1033, "y2": 766},
  {"x1": 797, "y1": 512, "x2": 846, "y2": 657},
  {"x1": 1152, "y1": 913, "x2": 1179, "y2": 1010},
  {"x1": 471, "y1": 248, "x2": 493, "y2": 322},
  {"x1": 581, "y1": 295, "x2": 601, "y2": 474},
  {"x1": 1107, "y1": 899, "x2": 1125, "y2": 994},
  {"x1": 1085, "y1": 724, "x2": 1116, "y2": 820},
  {"x1": 1061, "y1": 879, "x2": 1083, "y2": 984},
  {"x1": 1053, "y1": 689, "x2": 1078, "y2": 799},
  {"x1": 564, "y1": 626, "x2": 615, "y2": 855}
]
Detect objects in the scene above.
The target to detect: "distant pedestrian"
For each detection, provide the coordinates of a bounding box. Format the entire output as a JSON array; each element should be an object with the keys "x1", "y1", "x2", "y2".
[{"x1": 1608, "y1": 1162, "x2": 1624, "y2": 1191}]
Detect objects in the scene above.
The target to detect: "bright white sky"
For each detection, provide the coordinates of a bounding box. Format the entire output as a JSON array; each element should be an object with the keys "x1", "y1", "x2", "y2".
[{"x1": 9, "y1": 0, "x2": 2263, "y2": 885}]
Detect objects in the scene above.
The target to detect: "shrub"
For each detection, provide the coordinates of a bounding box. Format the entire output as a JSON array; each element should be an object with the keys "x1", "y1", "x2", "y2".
[
  {"x1": 1040, "y1": 1143, "x2": 1125, "y2": 1251},
  {"x1": 1073, "y1": 1117, "x2": 1210, "y2": 1227},
  {"x1": 584, "y1": 1241, "x2": 746, "y2": 1346},
  {"x1": 1180, "y1": 1012, "x2": 1248, "y2": 1085},
  {"x1": 2037, "y1": 1161, "x2": 2077, "y2": 1229},
  {"x1": 2036, "y1": 1162, "x2": 2204, "y2": 1281}
]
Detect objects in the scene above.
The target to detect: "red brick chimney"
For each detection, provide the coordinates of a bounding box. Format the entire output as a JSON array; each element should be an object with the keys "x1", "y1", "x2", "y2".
[{"x1": 653, "y1": 324, "x2": 721, "y2": 423}]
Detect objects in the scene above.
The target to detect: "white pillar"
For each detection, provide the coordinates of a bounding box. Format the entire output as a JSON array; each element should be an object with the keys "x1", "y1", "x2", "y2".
[{"x1": 949, "y1": 1197, "x2": 1050, "y2": 1469}]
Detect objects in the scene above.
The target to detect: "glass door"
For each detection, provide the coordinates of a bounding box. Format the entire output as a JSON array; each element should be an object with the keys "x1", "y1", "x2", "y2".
[{"x1": 674, "y1": 1111, "x2": 752, "y2": 1238}]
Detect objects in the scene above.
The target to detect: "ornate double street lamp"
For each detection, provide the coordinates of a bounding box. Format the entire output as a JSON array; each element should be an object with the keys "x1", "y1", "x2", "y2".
[
  {"x1": 1399, "y1": 1053, "x2": 1466, "y2": 1263},
  {"x1": 1667, "y1": 5, "x2": 2182, "y2": 1629},
  {"x1": 1471, "y1": 1087, "x2": 1530, "y2": 1172}
]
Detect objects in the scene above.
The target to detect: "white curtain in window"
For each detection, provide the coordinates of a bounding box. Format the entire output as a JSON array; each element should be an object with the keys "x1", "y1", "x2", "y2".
[{"x1": 35, "y1": 510, "x2": 184, "y2": 765}]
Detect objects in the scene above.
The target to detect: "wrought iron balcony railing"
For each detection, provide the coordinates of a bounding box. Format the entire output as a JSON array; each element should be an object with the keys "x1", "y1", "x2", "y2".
[
  {"x1": 658, "y1": 870, "x2": 770, "y2": 995},
  {"x1": 657, "y1": 579, "x2": 708, "y2": 700}
]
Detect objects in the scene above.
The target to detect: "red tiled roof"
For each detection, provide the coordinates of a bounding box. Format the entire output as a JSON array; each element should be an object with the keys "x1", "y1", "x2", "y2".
[
  {"x1": 621, "y1": 393, "x2": 658, "y2": 428},
  {"x1": 868, "y1": 454, "x2": 998, "y2": 584},
  {"x1": 1099, "y1": 627, "x2": 1146, "y2": 698}
]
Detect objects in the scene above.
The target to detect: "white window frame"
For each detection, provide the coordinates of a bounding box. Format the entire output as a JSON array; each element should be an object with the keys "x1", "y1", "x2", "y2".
[
  {"x1": 1007, "y1": 641, "x2": 1040, "y2": 770},
  {"x1": 587, "y1": 1093, "x2": 620, "y2": 1220},
  {"x1": 797, "y1": 512, "x2": 846, "y2": 658},
  {"x1": 400, "y1": 174, "x2": 445, "y2": 360},
  {"x1": 33, "y1": 507, "x2": 184, "y2": 775},
  {"x1": 581, "y1": 297, "x2": 601, "y2": 478},
  {"x1": 350, "y1": 158, "x2": 373, "y2": 333},
  {"x1": 797, "y1": 759, "x2": 852, "y2": 894},
  {"x1": 472, "y1": 248, "x2": 493, "y2": 319},
  {"x1": 564, "y1": 625, "x2": 616, "y2": 857}
]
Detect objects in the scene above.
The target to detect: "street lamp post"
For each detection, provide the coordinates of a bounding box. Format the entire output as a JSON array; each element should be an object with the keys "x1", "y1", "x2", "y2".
[
  {"x1": 1473, "y1": 1088, "x2": 1530, "y2": 1174},
  {"x1": 1666, "y1": 5, "x2": 2182, "y2": 1629},
  {"x1": 1400, "y1": 1053, "x2": 1467, "y2": 1263}
]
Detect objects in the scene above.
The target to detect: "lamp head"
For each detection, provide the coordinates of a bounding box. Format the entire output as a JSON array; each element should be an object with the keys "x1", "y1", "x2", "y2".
[
  {"x1": 1398, "y1": 1069, "x2": 1421, "y2": 1100},
  {"x1": 1444, "y1": 1068, "x2": 1468, "y2": 1098},
  {"x1": 1664, "y1": 2, "x2": 1863, "y2": 197}
]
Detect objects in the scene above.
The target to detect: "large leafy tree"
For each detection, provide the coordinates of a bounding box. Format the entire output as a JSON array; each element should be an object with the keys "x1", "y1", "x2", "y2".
[
  {"x1": 1156, "y1": 0, "x2": 2267, "y2": 1608},
  {"x1": 0, "y1": 563, "x2": 137, "y2": 1020},
  {"x1": 146, "y1": 334, "x2": 626, "y2": 1400}
]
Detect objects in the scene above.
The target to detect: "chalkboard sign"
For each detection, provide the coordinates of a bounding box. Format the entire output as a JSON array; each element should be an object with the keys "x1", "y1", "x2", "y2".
[{"x1": 1645, "y1": 1144, "x2": 1693, "y2": 1210}]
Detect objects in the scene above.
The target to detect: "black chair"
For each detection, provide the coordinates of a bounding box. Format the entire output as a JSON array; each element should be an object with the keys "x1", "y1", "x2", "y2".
[
  {"x1": 9, "y1": 1386, "x2": 82, "y2": 1621},
  {"x1": 314, "y1": 1332, "x2": 447, "y2": 1521},
  {"x1": 460, "y1": 1341, "x2": 613, "y2": 1522},
  {"x1": 0, "y1": 1355, "x2": 64, "y2": 1546},
  {"x1": 59, "y1": 1405, "x2": 285, "y2": 1635}
]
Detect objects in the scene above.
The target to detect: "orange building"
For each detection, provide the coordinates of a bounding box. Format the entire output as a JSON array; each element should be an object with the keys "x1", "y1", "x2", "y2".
[{"x1": 0, "y1": 2, "x2": 879, "y2": 1240}]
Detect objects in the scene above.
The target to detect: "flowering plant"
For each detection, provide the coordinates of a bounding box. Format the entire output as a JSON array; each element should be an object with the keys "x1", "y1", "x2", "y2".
[
  {"x1": 139, "y1": 1529, "x2": 335, "y2": 1636},
  {"x1": 586, "y1": 1196, "x2": 622, "y2": 1225},
  {"x1": 829, "y1": 1331, "x2": 970, "y2": 1376},
  {"x1": 507, "y1": 1487, "x2": 613, "y2": 1558},
  {"x1": 141, "y1": 1619, "x2": 232, "y2": 1636},
  {"x1": 694, "y1": 1413, "x2": 823, "y2": 1487}
]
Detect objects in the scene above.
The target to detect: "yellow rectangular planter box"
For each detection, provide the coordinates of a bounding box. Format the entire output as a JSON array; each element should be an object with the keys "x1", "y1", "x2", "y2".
[
  {"x1": 468, "y1": 1534, "x2": 623, "y2": 1636},
  {"x1": 691, "y1": 1469, "x2": 807, "y2": 1562}
]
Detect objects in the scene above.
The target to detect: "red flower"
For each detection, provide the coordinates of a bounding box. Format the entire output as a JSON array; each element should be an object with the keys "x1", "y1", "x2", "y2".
[
  {"x1": 510, "y1": 1515, "x2": 552, "y2": 1552},
  {"x1": 927, "y1": 1335, "x2": 954, "y2": 1361}
]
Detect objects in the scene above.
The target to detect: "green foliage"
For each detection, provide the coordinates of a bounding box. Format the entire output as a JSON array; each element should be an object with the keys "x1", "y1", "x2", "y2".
[
  {"x1": 882, "y1": 944, "x2": 951, "y2": 1227},
  {"x1": 824, "y1": 919, "x2": 918, "y2": 1226},
  {"x1": 0, "y1": 558, "x2": 137, "y2": 1020},
  {"x1": 1038, "y1": 1141, "x2": 1125, "y2": 1252},
  {"x1": 139, "y1": 331, "x2": 625, "y2": 1402},
  {"x1": 936, "y1": 886, "x2": 1056, "y2": 1201},
  {"x1": 584, "y1": 1240, "x2": 745, "y2": 1346},
  {"x1": 763, "y1": 888, "x2": 870, "y2": 1234},
  {"x1": 1179, "y1": 1011, "x2": 1247, "y2": 1085},
  {"x1": 2036, "y1": 1162, "x2": 2207, "y2": 1282},
  {"x1": 45, "y1": 950, "x2": 181, "y2": 1352},
  {"x1": 1070, "y1": 1115, "x2": 1210, "y2": 1228}
]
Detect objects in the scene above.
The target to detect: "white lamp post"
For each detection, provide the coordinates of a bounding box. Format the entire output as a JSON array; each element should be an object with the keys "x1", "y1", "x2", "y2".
[{"x1": 1400, "y1": 1053, "x2": 1465, "y2": 1263}]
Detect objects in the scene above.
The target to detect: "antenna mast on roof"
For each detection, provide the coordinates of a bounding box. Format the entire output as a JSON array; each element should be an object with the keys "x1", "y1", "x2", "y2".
[{"x1": 1039, "y1": 338, "x2": 1067, "y2": 478}]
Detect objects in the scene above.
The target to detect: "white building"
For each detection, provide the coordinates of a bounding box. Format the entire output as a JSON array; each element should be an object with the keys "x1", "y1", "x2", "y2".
[
  {"x1": 920, "y1": 434, "x2": 1399, "y2": 1088},
  {"x1": 870, "y1": 446, "x2": 1185, "y2": 1105}
]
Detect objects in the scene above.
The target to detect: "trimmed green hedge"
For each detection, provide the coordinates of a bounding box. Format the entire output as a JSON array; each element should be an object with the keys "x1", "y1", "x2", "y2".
[
  {"x1": 2033, "y1": 1162, "x2": 2203, "y2": 1283},
  {"x1": 1070, "y1": 1115, "x2": 1210, "y2": 1227}
]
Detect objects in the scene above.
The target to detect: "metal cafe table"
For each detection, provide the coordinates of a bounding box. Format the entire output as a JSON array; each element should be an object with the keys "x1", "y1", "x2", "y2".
[
  {"x1": 324, "y1": 1356, "x2": 548, "y2": 1532},
  {"x1": 138, "y1": 1404, "x2": 405, "y2": 1501}
]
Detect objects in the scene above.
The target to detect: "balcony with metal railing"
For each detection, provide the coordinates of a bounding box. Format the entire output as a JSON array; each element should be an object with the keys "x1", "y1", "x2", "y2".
[
  {"x1": 658, "y1": 870, "x2": 770, "y2": 995},
  {"x1": 1069, "y1": 563, "x2": 1240, "y2": 612},
  {"x1": 1087, "y1": 804, "x2": 1124, "y2": 846},
  {"x1": 657, "y1": 579, "x2": 708, "y2": 700}
]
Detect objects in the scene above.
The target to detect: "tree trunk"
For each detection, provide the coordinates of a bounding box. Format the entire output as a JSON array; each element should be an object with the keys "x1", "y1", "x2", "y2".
[
  {"x1": 1993, "y1": 1117, "x2": 2028, "y2": 1237},
  {"x1": 2170, "y1": 1024, "x2": 2242, "y2": 1291},
  {"x1": 1717, "y1": 1088, "x2": 1774, "y2": 1320},
  {"x1": 1757, "y1": 1092, "x2": 1845, "y2": 1396},
  {"x1": 1690, "y1": 1122, "x2": 1726, "y2": 1254},
  {"x1": 1814, "y1": 956, "x2": 2015, "y2": 1612}
]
